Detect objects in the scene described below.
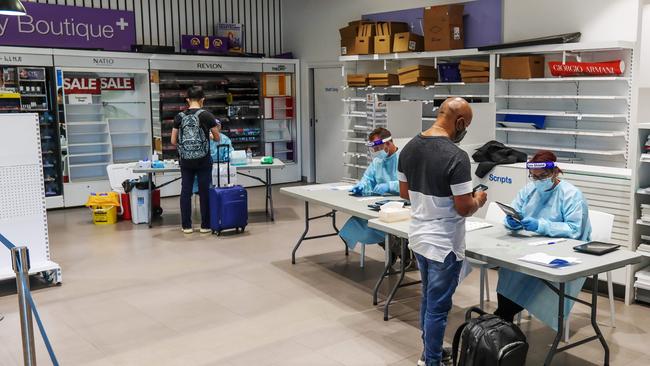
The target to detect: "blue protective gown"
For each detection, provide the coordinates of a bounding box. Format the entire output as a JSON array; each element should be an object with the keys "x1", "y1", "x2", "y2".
[
  {"x1": 497, "y1": 180, "x2": 592, "y2": 331},
  {"x1": 339, "y1": 150, "x2": 400, "y2": 249},
  {"x1": 193, "y1": 133, "x2": 234, "y2": 193}
]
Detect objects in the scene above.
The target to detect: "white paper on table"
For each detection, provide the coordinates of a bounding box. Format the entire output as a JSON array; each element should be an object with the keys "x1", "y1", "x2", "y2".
[
  {"x1": 304, "y1": 183, "x2": 350, "y2": 191},
  {"x1": 519, "y1": 253, "x2": 581, "y2": 268},
  {"x1": 527, "y1": 238, "x2": 567, "y2": 246},
  {"x1": 331, "y1": 185, "x2": 355, "y2": 191}
]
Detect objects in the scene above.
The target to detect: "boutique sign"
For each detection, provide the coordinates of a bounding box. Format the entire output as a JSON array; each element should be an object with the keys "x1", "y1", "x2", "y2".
[{"x1": 0, "y1": 2, "x2": 135, "y2": 51}]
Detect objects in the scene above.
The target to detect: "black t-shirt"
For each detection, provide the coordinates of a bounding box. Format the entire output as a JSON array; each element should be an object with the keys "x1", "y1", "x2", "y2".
[{"x1": 173, "y1": 108, "x2": 219, "y2": 167}]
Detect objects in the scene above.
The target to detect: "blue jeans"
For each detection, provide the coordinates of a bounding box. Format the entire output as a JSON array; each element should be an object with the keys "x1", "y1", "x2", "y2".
[{"x1": 416, "y1": 252, "x2": 462, "y2": 366}]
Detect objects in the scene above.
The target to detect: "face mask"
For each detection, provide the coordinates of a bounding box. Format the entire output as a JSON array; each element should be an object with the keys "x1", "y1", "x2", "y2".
[
  {"x1": 370, "y1": 149, "x2": 387, "y2": 160},
  {"x1": 534, "y1": 178, "x2": 555, "y2": 192},
  {"x1": 452, "y1": 120, "x2": 467, "y2": 144}
]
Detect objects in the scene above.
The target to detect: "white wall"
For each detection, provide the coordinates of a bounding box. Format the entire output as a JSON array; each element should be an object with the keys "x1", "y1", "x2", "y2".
[{"x1": 283, "y1": 0, "x2": 641, "y2": 181}]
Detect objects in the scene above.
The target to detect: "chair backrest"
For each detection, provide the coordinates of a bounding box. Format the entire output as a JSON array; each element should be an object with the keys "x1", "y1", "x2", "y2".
[
  {"x1": 588, "y1": 209, "x2": 614, "y2": 242},
  {"x1": 485, "y1": 201, "x2": 506, "y2": 224}
]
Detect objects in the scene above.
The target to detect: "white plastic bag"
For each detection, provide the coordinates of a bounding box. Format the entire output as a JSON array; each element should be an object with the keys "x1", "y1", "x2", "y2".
[{"x1": 212, "y1": 164, "x2": 237, "y2": 187}]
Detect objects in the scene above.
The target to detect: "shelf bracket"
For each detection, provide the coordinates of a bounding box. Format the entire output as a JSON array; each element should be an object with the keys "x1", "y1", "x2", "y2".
[
  {"x1": 383, "y1": 60, "x2": 387, "y2": 71},
  {"x1": 341, "y1": 65, "x2": 345, "y2": 78},
  {"x1": 434, "y1": 57, "x2": 438, "y2": 69}
]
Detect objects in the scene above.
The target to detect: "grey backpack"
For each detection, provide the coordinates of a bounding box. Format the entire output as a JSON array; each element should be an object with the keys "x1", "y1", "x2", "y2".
[{"x1": 178, "y1": 109, "x2": 209, "y2": 160}]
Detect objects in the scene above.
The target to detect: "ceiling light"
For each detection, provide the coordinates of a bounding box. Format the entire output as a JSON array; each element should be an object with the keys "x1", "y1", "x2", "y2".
[{"x1": 0, "y1": 0, "x2": 26, "y2": 16}]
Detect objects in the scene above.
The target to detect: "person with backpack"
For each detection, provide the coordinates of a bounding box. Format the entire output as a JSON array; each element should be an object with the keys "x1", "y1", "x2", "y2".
[{"x1": 171, "y1": 86, "x2": 221, "y2": 234}]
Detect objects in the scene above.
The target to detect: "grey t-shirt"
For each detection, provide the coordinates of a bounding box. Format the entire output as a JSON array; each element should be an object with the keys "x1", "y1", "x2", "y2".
[{"x1": 397, "y1": 134, "x2": 473, "y2": 262}]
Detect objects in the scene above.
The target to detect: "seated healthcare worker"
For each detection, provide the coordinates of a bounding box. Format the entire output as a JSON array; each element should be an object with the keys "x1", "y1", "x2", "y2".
[
  {"x1": 193, "y1": 131, "x2": 234, "y2": 193},
  {"x1": 495, "y1": 150, "x2": 592, "y2": 331},
  {"x1": 339, "y1": 127, "x2": 400, "y2": 250}
]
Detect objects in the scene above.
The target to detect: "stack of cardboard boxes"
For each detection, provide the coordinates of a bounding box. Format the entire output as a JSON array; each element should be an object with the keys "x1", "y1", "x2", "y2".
[
  {"x1": 398, "y1": 65, "x2": 436, "y2": 86},
  {"x1": 500, "y1": 56, "x2": 546, "y2": 79},
  {"x1": 459, "y1": 60, "x2": 489, "y2": 83},
  {"x1": 340, "y1": 4, "x2": 466, "y2": 56},
  {"x1": 346, "y1": 74, "x2": 369, "y2": 87},
  {"x1": 368, "y1": 73, "x2": 399, "y2": 86}
]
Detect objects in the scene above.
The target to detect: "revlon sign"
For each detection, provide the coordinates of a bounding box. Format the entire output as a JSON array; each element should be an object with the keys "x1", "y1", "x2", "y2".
[{"x1": 64, "y1": 77, "x2": 134, "y2": 94}]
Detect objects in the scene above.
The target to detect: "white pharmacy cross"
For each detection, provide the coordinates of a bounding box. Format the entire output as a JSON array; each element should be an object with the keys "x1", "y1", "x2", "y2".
[{"x1": 115, "y1": 18, "x2": 129, "y2": 31}]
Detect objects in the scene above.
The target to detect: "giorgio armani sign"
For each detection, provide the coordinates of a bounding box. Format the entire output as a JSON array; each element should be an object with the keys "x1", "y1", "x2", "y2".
[{"x1": 0, "y1": 2, "x2": 135, "y2": 51}]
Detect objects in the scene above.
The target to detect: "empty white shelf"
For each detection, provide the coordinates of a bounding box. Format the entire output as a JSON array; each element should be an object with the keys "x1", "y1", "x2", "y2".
[
  {"x1": 639, "y1": 123, "x2": 650, "y2": 129},
  {"x1": 637, "y1": 219, "x2": 650, "y2": 227},
  {"x1": 69, "y1": 162, "x2": 110, "y2": 167},
  {"x1": 496, "y1": 109, "x2": 628, "y2": 119},
  {"x1": 339, "y1": 48, "x2": 485, "y2": 62},
  {"x1": 422, "y1": 117, "x2": 437, "y2": 121},
  {"x1": 343, "y1": 139, "x2": 367, "y2": 144},
  {"x1": 496, "y1": 127, "x2": 626, "y2": 137},
  {"x1": 67, "y1": 122, "x2": 106, "y2": 125},
  {"x1": 68, "y1": 152, "x2": 111, "y2": 157},
  {"x1": 111, "y1": 131, "x2": 149, "y2": 135},
  {"x1": 342, "y1": 113, "x2": 367, "y2": 118},
  {"x1": 434, "y1": 94, "x2": 489, "y2": 99},
  {"x1": 432, "y1": 82, "x2": 489, "y2": 86},
  {"x1": 343, "y1": 163, "x2": 369, "y2": 169},
  {"x1": 342, "y1": 98, "x2": 366, "y2": 102},
  {"x1": 507, "y1": 144, "x2": 626, "y2": 156},
  {"x1": 68, "y1": 142, "x2": 111, "y2": 147},
  {"x1": 497, "y1": 77, "x2": 630, "y2": 83},
  {"x1": 496, "y1": 95, "x2": 627, "y2": 100},
  {"x1": 68, "y1": 132, "x2": 109, "y2": 135},
  {"x1": 113, "y1": 145, "x2": 149, "y2": 149}
]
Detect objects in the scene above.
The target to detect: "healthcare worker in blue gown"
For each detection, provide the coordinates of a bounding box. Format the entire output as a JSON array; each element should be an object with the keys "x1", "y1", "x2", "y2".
[
  {"x1": 495, "y1": 150, "x2": 591, "y2": 331},
  {"x1": 193, "y1": 131, "x2": 234, "y2": 192},
  {"x1": 339, "y1": 127, "x2": 400, "y2": 250}
]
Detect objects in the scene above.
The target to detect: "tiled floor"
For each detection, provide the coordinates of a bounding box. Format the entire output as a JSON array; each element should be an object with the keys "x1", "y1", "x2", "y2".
[{"x1": 0, "y1": 184, "x2": 649, "y2": 365}]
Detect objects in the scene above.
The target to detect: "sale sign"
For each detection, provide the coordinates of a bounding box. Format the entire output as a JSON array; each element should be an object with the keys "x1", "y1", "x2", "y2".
[
  {"x1": 63, "y1": 77, "x2": 100, "y2": 94},
  {"x1": 100, "y1": 77, "x2": 134, "y2": 91},
  {"x1": 63, "y1": 77, "x2": 134, "y2": 94}
]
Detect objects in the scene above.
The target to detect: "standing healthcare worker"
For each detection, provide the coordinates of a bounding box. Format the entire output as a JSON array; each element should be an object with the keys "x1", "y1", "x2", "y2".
[
  {"x1": 339, "y1": 127, "x2": 400, "y2": 250},
  {"x1": 495, "y1": 150, "x2": 592, "y2": 331}
]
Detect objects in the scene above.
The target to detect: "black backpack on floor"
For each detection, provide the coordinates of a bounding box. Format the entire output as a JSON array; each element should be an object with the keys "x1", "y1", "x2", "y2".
[{"x1": 452, "y1": 307, "x2": 528, "y2": 366}]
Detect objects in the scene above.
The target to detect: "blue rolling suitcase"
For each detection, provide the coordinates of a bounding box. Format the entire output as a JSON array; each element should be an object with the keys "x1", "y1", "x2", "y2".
[{"x1": 209, "y1": 145, "x2": 248, "y2": 235}]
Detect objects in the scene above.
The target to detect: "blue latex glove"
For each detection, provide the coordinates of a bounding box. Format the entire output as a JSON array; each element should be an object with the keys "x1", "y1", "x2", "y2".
[
  {"x1": 349, "y1": 185, "x2": 363, "y2": 196},
  {"x1": 372, "y1": 183, "x2": 389, "y2": 195},
  {"x1": 505, "y1": 216, "x2": 523, "y2": 230},
  {"x1": 521, "y1": 217, "x2": 539, "y2": 232}
]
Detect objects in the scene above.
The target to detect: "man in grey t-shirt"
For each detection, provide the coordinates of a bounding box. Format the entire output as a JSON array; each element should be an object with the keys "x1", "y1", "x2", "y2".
[{"x1": 398, "y1": 98, "x2": 487, "y2": 366}]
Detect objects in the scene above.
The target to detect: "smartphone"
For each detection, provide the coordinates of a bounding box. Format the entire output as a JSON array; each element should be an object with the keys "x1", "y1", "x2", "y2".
[{"x1": 473, "y1": 184, "x2": 488, "y2": 192}]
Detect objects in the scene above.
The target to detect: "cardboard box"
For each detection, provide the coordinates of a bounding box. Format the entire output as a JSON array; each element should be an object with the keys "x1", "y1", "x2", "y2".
[
  {"x1": 375, "y1": 22, "x2": 409, "y2": 36},
  {"x1": 341, "y1": 38, "x2": 355, "y2": 55},
  {"x1": 368, "y1": 73, "x2": 399, "y2": 86},
  {"x1": 501, "y1": 56, "x2": 545, "y2": 79},
  {"x1": 357, "y1": 23, "x2": 376, "y2": 37},
  {"x1": 347, "y1": 74, "x2": 368, "y2": 87},
  {"x1": 393, "y1": 32, "x2": 424, "y2": 53},
  {"x1": 462, "y1": 77, "x2": 489, "y2": 83},
  {"x1": 460, "y1": 59, "x2": 489, "y2": 68},
  {"x1": 374, "y1": 35, "x2": 392, "y2": 54},
  {"x1": 399, "y1": 76, "x2": 435, "y2": 86},
  {"x1": 423, "y1": 5, "x2": 464, "y2": 51},
  {"x1": 354, "y1": 36, "x2": 374, "y2": 55},
  {"x1": 460, "y1": 70, "x2": 489, "y2": 78},
  {"x1": 339, "y1": 20, "x2": 371, "y2": 55},
  {"x1": 398, "y1": 65, "x2": 436, "y2": 84}
]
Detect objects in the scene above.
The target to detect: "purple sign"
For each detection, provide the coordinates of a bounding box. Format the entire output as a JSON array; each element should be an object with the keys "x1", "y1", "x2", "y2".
[
  {"x1": 181, "y1": 35, "x2": 229, "y2": 54},
  {"x1": 0, "y1": 2, "x2": 135, "y2": 51}
]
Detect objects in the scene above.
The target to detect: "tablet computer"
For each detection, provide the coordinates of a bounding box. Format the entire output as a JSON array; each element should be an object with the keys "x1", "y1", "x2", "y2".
[
  {"x1": 496, "y1": 201, "x2": 523, "y2": 221},
  {"x1": 573, "y1": 242, "x2": 621, "y2": 256}
]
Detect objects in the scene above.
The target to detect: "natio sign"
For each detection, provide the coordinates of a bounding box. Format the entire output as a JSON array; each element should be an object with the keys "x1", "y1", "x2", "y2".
[
  {"x1": 0, "y1": 2, "x2": 135, "y2": 51},
  {"x1": 64, "y1": 77, "x2": 134, "y2": 94}
]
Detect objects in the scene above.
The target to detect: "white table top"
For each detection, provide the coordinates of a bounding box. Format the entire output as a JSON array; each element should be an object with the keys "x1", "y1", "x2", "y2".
[
  {"x1": 133, "y1": 158, "x2": 285, "y2": 174},
  {"x1": 368, "y1": 219, "x2": 642, "y2": 283},
  {"x1": 280, "y1": 184, "x2": 403, "y2": 221}
]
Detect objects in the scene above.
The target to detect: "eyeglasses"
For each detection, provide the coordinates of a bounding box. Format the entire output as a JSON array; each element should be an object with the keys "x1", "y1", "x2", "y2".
[{"x1": 528, "y1": 171, "x2": 554, "y2": 181}]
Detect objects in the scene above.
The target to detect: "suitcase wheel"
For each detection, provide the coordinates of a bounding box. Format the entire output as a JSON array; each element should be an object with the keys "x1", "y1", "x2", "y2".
[{"x1": 154, "y1": 207, "x2": 163, "y2": 216}]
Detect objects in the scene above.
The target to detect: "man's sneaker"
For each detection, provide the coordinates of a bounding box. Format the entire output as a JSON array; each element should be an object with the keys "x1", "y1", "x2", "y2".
[
  {"x1": 182, "y1": 228, "x2": 193, "y2": 234},
  {"x1": 199, "y1": 228, "x2": 212, "y2": 234},
  {"x1": 417, "y1": 348, "x2": 452, "y2": 366}
]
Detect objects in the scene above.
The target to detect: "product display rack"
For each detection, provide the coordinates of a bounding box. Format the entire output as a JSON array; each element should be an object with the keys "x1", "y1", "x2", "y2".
[
  {"x1": 0, "y1": 62, "x2": 62, "y2": 203},
  {"x1": 262, "y1": 72, "x2": 296, "y2": 162},
  {"x1": 155, "y1": 72, "x2": 264, "y2": 160}
]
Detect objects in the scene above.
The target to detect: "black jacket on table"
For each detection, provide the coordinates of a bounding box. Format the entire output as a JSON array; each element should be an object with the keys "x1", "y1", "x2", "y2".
[{"x1": 471, "y1": 140, "x2": 527, "y2": 178}]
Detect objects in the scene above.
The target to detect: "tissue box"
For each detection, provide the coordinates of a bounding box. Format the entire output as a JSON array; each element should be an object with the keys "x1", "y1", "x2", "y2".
[{"x1": 379, "y1": 207, "x2": 411, "y2": 222}]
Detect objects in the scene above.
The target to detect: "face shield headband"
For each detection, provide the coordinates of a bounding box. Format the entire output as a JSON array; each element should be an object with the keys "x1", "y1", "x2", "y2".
[{"x1": 366, "y1": 136, "x2": 392, "y2": 151}]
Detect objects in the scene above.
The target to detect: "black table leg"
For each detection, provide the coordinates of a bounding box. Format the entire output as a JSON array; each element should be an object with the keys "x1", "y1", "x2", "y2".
[
  {"x1": 373, "y1": 234, "x2": 392, "y2": 305},
  {"x1": 545, "y1": 282, "x2": 565, "y2": 366},
  {"x1": 267, "y1": 169, "x2": 274, "y2": 221},
  {"x1": 384, "y1": 238, "x2": 408, "y2": 321},
  {"x1": 147, "y1": 172, "x2": 153, "y2": 228},
  {"x1": 291, "y1": 202, "x2": 343, "y2": 264},
  {"x1": 591, "y1": 274, "x2": 610, "y2": 365},
  {"x1": 331, "y1": 209, "x2": 348, "y2": 256}
]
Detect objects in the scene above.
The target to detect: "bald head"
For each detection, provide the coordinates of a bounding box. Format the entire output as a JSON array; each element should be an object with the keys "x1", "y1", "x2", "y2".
[
  {"x1": 423, "y1": 97, "x2": 473, "y2": 143},
  {"x1": 438, "y1": 97, "x2": 473, "y2": 125}
]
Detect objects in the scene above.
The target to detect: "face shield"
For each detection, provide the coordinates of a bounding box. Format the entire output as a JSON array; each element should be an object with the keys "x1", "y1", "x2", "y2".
[
  {"x1": 366, "y1": 136, "x2": 392, "y2": 158},
  {"x1": 526, "y1": 162, "x2": 556, "y2": 182}
]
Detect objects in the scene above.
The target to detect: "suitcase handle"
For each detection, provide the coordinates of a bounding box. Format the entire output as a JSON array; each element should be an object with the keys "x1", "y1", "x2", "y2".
[{"x1": 215, "y1": 143, "x2": 230, "y2": 188}]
